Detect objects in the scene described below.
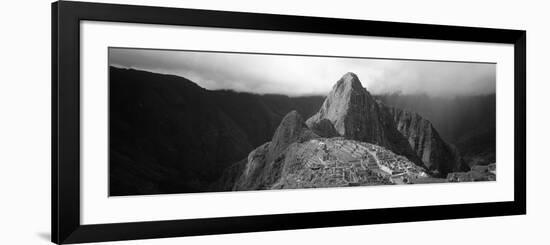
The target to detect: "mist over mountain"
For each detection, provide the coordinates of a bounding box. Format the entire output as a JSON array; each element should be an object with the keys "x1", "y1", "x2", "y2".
[
  {"x1": 376, "y1": 93, "x2": 495, "y2": 144},
  {"x1": 109, "y1": 67, "x2": 495, "y2": 195},
  {"x1": 376, "y1": 93, "x2": 496, "y2": 166},
  {"x1": 110, "y1": 48, "x2": 496, "y2": 97}
]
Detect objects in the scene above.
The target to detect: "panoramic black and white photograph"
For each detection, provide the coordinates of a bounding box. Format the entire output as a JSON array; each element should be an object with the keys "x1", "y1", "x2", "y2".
[{"x1": 108, "y1": 48, "x2": 496, "y2": 196}]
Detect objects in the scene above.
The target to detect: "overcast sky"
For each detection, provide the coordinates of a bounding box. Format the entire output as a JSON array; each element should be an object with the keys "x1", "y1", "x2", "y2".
[{"x1": 109, "y1": 48, "x2": 496, "y2": 97}]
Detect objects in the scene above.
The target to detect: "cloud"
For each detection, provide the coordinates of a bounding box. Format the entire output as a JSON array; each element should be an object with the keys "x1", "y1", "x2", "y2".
[{"x1": 109, "y1": 48, "x2": 496, "y2": 97}]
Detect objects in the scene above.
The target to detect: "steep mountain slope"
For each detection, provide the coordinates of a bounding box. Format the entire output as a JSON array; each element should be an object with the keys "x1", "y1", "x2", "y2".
[
  {"x1": 110, "y1": 67, "x2": 253, "y2": 195},
  {"x1": 232, "y1": 111, "x2": 319, "y2": 190},
  {"x1": 389, "y1": 107, "x2": 468, "y2": 174},
  {"x1": 228, "y1": 112, "x2": 431, "y2": 191},
  {"x1": 306, "y1": 72, "x2": 424, "y2": 167},
  {"x1": 109, "y1": 67, "x2": 324, "y2": 195}
]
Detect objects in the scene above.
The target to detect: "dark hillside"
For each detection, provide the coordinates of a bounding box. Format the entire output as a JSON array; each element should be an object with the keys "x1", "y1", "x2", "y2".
[{"x1": 109, "y1": 67, "x2": 323, "y2": 195}]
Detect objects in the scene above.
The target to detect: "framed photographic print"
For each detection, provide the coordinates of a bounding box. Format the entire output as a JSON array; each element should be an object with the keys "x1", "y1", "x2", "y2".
[{"x1": 52, "y1": 1, "x2": 526, "y2": 244}]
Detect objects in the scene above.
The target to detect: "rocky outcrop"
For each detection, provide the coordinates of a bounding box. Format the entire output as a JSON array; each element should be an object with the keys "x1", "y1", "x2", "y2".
[
  {"x1": 232, "y1": 111, "x2": 319, "y2": 190},
  {"x1": 306, "y1": 72, "x2": 424, "y2": 167},
  {"x1": 389, "y1": 107, "x2": 468, "y2": 175},
  {"x1": 267, "y1": 111, "x2": 319, "y2": 160}
]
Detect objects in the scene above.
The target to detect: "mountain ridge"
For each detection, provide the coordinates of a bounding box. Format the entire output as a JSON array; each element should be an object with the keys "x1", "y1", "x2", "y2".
[
  {"x1": 389, "y1": 106, "x2": 468, "y2": 174},
  {"x1": 109, "y1": 67, "x2": 487, "y2": 194},
  {"x1": 109, "y1": 67, "x2": 325, "y2": 195}
]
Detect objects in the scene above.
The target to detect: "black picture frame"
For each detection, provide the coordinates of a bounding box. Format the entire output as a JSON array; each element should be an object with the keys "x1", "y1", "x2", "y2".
[{"x1": 52, "y1": 1, "x2": 526, "y2": 244}]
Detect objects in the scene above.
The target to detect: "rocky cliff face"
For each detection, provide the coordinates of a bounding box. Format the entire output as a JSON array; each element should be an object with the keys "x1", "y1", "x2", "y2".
[
  {"x1": 389, "y1": 107, "x2": 468, "y2": 175},
  {"x1": 306, "y1": 72, "x2": 423, "y2": 167},
  {"x1": 267, "y1": 111, "x2": 319, "y2": 160}
]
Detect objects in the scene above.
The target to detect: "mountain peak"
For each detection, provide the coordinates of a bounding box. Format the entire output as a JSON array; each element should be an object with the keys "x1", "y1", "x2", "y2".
[
  {"x1": 306, "y1": 72, "x2": 425, "y2": 167},
  {"x1": 333, "y1": 72, "x2": 363, "y2": 92},
  {"x1": 282, "y1": 110, "x2": 302, "y2": 122},
  {"x1": 306, "y1": 73, "x2": 377, "y2": 140},
  {"x1": 268, "y1": 111, "x2": 318, "y2": 160}
]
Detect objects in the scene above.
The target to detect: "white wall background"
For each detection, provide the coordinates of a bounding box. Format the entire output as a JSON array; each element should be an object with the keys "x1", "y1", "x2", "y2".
[{"x1": 0, "y1": 0, "x2": 546, "y2": 244}]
